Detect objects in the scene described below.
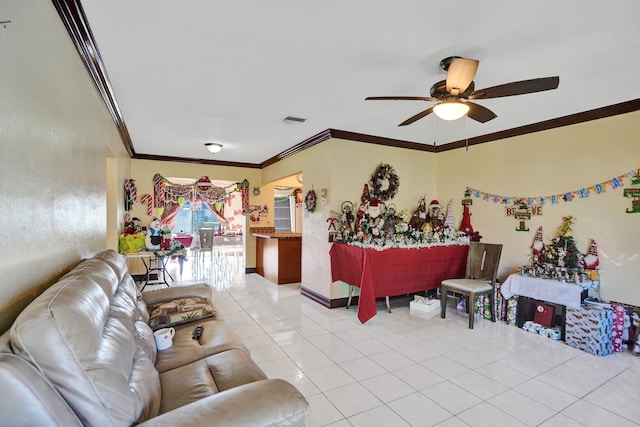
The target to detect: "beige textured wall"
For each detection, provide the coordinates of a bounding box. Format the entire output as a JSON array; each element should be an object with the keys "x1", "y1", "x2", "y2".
[
  {"x1": 436, "y1": 112, "x2": 640, "y2": 305},
  {"x1": 0, "y1": 2, "x2": 126, "y2": 332},
  {"x1": 262, "y1": 138, "x2": 438, "y2": 299}
]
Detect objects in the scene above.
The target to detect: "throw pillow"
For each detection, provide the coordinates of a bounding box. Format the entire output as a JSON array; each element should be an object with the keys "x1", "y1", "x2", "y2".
[{"x1": 148, "y1": 296, "x2": 216, "y2": 330}]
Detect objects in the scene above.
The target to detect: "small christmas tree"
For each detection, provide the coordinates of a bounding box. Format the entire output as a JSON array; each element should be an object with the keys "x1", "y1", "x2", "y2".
[{"x1": 541, "y1": 216, "x2": 585, "y2": 281}]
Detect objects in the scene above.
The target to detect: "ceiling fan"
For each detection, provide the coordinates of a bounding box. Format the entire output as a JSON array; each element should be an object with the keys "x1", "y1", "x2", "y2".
[{"x1": 366, "y1": 56, "x2": 559, "y2": 125}]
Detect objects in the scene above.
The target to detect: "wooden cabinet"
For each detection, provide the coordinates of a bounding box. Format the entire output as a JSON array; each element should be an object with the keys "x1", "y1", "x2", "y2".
[{"x1": 254, "y1": 233, "x2": 301, "y2": 284}]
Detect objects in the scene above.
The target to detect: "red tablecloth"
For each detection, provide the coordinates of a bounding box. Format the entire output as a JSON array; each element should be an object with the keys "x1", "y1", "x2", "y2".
[
  {"x1": 330, "y1": 243, "x2": 469, "y2": 323},
  {"x1": 174, "y1": 235, "x2": 193, "y2": 248}
]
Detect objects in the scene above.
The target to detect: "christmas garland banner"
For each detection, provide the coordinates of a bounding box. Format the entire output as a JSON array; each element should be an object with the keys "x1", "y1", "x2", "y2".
[
  {"x1": 152, "y1": 173, "x2": 244, "y2": 207},
  {"x1": 467, "y1": 168, "x2": 639, "y2": 205}
]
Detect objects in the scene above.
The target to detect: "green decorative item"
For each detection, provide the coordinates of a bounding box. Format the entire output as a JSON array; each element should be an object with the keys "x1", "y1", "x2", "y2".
[
  {"x1": 624, "y1": 169, "x2": 640, "y2": 213},
  {"x1": 514, "y1": 203, "x2": 531, "y2": 232},
  {"x1": 462, "y1": 190, "x2": 473, "y2": 206}
]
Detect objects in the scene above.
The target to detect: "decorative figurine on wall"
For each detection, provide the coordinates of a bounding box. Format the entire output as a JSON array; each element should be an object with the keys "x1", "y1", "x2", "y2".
[
  {"x1": 304, "y1": 189, "x2": 317, "y2": 213},
  {"x1": 624, "y1": 169, "x2": 640, "y2": 213},
  {"x1": 514, "y1": 203, "x2": 532, "y2": 232}
]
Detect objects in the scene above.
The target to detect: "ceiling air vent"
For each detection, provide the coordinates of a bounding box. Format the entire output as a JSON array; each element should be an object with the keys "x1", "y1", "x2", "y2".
[{"x1": 283, "y1": 116, "x2": 307, "y2": 124}]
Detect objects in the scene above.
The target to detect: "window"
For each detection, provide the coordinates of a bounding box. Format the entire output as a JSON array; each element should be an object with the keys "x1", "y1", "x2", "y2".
[{"x1": 172, "y1": 200, "x2": 220, "y2": 234}]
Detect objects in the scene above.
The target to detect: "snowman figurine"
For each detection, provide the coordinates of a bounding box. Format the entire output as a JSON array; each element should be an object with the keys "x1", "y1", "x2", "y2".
[{"x1": 145, "y1": 218, "x2": 163, "y2": 250}]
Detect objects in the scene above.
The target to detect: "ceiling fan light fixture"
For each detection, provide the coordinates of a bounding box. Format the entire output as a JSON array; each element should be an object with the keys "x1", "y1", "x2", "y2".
[
  {"x1": 205, "y1": 143, "x2": 223, "y2": 154},
  {"x1": 433, "y1": 101, "x2": 470, "y2": 121}
]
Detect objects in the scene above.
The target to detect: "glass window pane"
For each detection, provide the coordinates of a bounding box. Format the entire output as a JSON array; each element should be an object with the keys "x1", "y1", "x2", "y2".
[{"x1": 172, "y1": 207, "x2": 192, "y2": 234}]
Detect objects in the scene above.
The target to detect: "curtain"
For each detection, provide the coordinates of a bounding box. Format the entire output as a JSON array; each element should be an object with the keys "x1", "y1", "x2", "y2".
[
  {"x1": 159, "y1": 201, "x2": 181, "y2": 230},
  {"x1": 158, "y1": 181, "x2": 232, "y2": 231},
  {"x1": 203, "y1": 200, "x2": 227, "y2": 225}
]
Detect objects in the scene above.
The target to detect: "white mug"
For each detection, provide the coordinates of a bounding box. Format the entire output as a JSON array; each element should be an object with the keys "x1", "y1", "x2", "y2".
[{"x1": 153, "y1": 327, "x2": 175, "y2": 351}]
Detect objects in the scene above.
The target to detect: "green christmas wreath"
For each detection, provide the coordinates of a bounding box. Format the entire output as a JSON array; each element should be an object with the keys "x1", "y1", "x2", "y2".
[
  {"x1": 370, "y1": 163, "x2": 400, "y2": 201},
  {"x1": 304, "y1": 189, "x2": 317, "y2": 212}
]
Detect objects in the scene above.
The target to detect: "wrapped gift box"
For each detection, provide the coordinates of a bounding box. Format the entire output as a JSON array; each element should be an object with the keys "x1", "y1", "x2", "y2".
[
  {"x1": 611, "y1": 304, "x2": 625, "y2": 353},
  {"x1": 565, "y1": 304, "x2": 613, "y2": 356},
  {"x1": 533, "y1": 302, "x2": 554, "y2": 328},
  {"x1": 522, "y1": 320, "x2": 562, "y2": 340},
  {"x1": 475, "y1": 281, "x2": 518, "y2": 325}
]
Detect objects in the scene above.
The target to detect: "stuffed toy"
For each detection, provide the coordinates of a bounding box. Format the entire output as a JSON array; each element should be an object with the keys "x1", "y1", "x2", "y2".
[
  {"x1": 124, "y1": 217, "x2": 142, "y2": 235},
  {"x1": 159, "y1": 227, "x2": 172, "y2": 250},
  {"x1": 145, "y1": 218, "x2": 162, "y2": 250}
]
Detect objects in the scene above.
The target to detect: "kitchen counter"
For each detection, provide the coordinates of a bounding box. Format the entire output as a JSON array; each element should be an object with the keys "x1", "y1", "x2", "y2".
[
  {"x1": 252, "y1": 232, "x2": 302, "y2": 284},
  {"x1": 252, "y1": 232, "x2": 302, "y2": 239}
]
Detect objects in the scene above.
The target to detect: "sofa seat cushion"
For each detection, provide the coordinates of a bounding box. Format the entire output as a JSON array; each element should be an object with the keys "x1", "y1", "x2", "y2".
[
  {"x1": 154, "y1": 318, "x2": 249, "y2": 373},
  {"x1": 139, "y1": 380, "x2": 309, "y2": 427},
  {"x1": 159, "y1": 349, "x2": 267, "y2": 414}
]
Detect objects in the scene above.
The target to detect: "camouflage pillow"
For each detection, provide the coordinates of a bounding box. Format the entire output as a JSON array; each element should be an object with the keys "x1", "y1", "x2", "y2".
[{"x1": 148, "y1": 296, "x2": 216, "y2": 330}]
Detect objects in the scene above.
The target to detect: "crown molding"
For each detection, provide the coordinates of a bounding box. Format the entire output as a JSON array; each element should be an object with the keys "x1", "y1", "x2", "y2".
[{"x1": 52, "y1": 0, "x2": 135, "y2": 158}]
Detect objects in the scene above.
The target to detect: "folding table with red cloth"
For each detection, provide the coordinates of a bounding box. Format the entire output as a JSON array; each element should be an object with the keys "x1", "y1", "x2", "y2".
[{"x1": 329, "y1": 243, "x2": 468, "y2": 323}]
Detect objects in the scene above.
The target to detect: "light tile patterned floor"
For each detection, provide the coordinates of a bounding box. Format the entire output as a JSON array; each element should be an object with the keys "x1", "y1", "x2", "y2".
[{"x1": 149, "y1": 254, "x2": 640, "y2": 426}]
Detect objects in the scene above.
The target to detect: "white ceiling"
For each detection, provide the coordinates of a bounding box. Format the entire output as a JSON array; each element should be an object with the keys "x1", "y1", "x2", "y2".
[{"x1": 81, "y1": 1, "x2": 640, "y2": 165}]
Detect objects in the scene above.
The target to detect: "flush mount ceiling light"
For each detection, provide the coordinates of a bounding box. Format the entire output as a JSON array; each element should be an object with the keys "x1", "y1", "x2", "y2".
[
  {"x1": 283, "y1": 116, "x2": 307, "y2": 124},
  {"x1": 432, "y1": 99, "x2": 470, "y2": 121},
  {"x1": 205, "y1": 143, "x2": 223, "y2": 154}
]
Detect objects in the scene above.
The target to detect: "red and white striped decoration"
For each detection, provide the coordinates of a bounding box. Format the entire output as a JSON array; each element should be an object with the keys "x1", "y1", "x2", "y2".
[
  {"x1": 153, "y1": 175, "x2": 164, "y2": 208},
  {"x1": 241, "y1": 179, "x2": 249, "y2": 214},
  {"x1": 141, "y1": 193, "x2": 153, "y2": 216},
  {"x1": 124, "y1": 179, "x2": 137, "y2": 202}
]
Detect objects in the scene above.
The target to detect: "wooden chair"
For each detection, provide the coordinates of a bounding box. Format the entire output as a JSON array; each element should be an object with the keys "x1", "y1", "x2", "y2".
[{"x1": 440, "y1": 242, "x2": 503, "y2": 329}]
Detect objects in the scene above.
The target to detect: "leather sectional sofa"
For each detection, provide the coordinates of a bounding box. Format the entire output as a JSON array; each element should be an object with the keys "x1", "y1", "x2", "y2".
[{"x1": 0, "y1": 249, "x2": 308, "y2": 426}]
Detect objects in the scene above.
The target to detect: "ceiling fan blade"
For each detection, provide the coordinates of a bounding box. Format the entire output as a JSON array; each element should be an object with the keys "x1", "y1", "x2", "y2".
[
  {"x1": 468, "y1": 76, "x2": 559, "y2": 99},
  {"x1": 466, "y1": 102, "x2": 497, "y2": 123},
  {"x1": 366, "y1": 96, "x2": 438, "y2": 101},
  {"x1": 398, "y1": 107, "x2": 434, "y2": 126},
  {"x1": 446, "y1": 58, "x2": 479, "y2": 96}
]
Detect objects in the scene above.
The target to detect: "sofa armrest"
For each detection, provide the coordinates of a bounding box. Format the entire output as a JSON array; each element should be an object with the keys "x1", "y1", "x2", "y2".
[
  {"x1": 141, "y1": 283, "x2": 212, "y2": 305},
  {"x1": 137, "y1": 379, "x2": 308, "y2": 427}
]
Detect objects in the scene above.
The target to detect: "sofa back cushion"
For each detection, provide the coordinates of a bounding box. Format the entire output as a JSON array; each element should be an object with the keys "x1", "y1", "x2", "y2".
[
  {"x1": 0, "y1": 353, "x2": 84, "y2": 427},
  {"x1": 10, "y1": 256, "x2": 160, "y2": 426}
]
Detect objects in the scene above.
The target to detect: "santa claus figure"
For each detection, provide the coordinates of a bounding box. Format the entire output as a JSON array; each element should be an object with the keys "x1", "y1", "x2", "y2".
[
  {"x1": 368, "y1": 198, "x2": 382, "y2": 218},
  {"x1": 582, "y1": 239, "x2": 600, "y2": 270},
  {"x1": 531, "y1": 226, "x2": 544, "y2": 264}
]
